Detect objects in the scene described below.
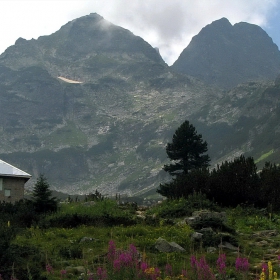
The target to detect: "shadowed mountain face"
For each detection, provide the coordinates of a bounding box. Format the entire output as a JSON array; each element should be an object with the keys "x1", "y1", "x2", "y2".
[
  {"x1": 0, "y1": 14, "x2": 279, "y2": 196},
  {"x1": 172, "y1": 18, "x2": 280, "y2": 89}
]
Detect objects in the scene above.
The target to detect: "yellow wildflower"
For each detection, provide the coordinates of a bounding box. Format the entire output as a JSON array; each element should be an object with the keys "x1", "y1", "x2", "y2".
[
  {"x1": 260, "y1": 268, "x2": 265, "y2": 280},
  {"x1": 145, "y1": 267, "x2": 155, "y2": 275},
  {"x1": 268, "y1": 261, "x2": 273, "y2": 280}
]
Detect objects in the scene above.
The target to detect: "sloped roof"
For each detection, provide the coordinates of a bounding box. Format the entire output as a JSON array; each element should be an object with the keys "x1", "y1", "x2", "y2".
[{"x1": 0, "y1": 159, "x2": 31, "y2": 178}]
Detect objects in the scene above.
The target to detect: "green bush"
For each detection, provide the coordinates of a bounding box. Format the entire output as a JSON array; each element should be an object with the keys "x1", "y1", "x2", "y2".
[
  {"x1": 148, "y1": 192, "x2": 218, "y2": 218},
  {"x1": 41, "y1": 200, "x2": 135, "y2": 228}
]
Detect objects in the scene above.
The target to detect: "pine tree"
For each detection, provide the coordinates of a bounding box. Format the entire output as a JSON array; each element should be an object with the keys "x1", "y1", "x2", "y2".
[
  {"x1": 259, "y1": 162, "x2": 280, "y2": 210},
  {"x1": 32, "y1": 174, "x2": 58, "y2": 213},
  {"x1": 163, "y1": 120, "x2": 210, "y2": 176},
  {"x1": 158, "y1": 120, "x2": 210, "y2": 198},
  {"x1": 208, "y1": 155, "x2": 260, "y2": 206}
]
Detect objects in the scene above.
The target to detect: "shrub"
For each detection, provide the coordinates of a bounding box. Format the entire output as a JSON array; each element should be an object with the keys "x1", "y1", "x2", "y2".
[{"x1": 42, "y1": 200, "x2": 135, "y2": 228}]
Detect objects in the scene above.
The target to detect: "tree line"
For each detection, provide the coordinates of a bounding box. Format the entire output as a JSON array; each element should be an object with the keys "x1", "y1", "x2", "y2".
[{"x1": 157, "y1": 120, "x2": 280, "y2": 210}]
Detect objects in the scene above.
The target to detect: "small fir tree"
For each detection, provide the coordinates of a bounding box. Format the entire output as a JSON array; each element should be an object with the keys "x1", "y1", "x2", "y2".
[{"x1": 32, "y1": 174, "x2": 58, "y2": 213}]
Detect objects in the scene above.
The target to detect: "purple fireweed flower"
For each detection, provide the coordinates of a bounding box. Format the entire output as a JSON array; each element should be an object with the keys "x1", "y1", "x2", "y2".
[
  {"x1": 87, "y1": 270, "x2": 94, "y2": 280},
  {"x1": 261, "y1": 262, "x2": 268, "y2": 272},
  {"x1": 151, "y1": 267, "x2": 161, "y2": 280},
  {"x1": 235, "y1": 257, "x2": 249, "y2": 273},
  {"x1": 113, "y1": 259, "x2": 121, "y2": 271},
  {"x1": 217, "y1": 253, "x2": 226, "y2": 275},
  {"x1": 60, "y1": 269, "x2": 67, "y2": 279},
  {"x1": 46, "y1": 263, "x2": 54, "y2": 274},
  {"x1": 191, "y1": 255, "x2": 198, "y2": 269},
  {"x1": 181, "y1": 269, "x2": 188, "y2": 277},
  {"x1": 140, "y1": 262, "x2": 149, "y2": 272},
  {"x1": 197, "y1": 256, "x2": 216, "y2": 280},
  {"x1": 165, "y1": 263, "x2": 172, "y2": 276},
  {"x1": 129, "y1": 243, "x2": 138, "y2": 258},
  {"x1": 108, "y1": 240, "x2": 116, "y2": 262},
  {"x1": 97, "y1": 267, "x2": 107, "y2": 280}
]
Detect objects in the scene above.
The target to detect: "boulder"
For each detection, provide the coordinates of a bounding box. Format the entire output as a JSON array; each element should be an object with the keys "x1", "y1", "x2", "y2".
[
  {"x1": 80, "y1": 237, "x2": 98, "y2": 243},
  {"x1": 192, "y1": 232, "x2": 203, "y2": 241},
  {"x1": 155, "y1": 237, "x2": 185, "y2": 253},
  {"x1": 252, "y1": 230, "x2": 278, "y2": 238},
  {"x1": 207, "y1": 247, "x2": 217, "y2": 253},
  {"x1": 218, "y1": 241, "x2": 238, "y2": 251}
]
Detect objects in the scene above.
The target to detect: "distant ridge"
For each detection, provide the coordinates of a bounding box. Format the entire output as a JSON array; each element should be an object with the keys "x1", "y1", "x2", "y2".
[{"x1": 172, "y1": 18, "x2": 280, "y2": 89}]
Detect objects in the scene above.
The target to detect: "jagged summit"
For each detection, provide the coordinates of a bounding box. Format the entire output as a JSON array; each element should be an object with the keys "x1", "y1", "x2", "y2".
[
  {"x1": 172, "y1": 18, "x2": 280, "y2": 89},
  {"x1": 0, "y1": 13, "x2": 165, "y2": 81}
]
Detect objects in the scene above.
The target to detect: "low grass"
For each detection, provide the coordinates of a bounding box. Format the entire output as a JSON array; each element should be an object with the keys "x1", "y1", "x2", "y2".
[
  {"x1": 44, "y1": 122, "x2": 88, "y2": 148},
  {"x1": 255, "y1": 149, "x2": 274, "y2": 164}
]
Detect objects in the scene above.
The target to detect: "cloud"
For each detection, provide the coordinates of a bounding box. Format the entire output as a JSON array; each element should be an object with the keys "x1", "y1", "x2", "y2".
[
  {"x1": 80, "y1": 0, "x2": 278, "y2": 64},
  {"x1": 0, "y1": 0, "x2": 278, "y2": 65}
]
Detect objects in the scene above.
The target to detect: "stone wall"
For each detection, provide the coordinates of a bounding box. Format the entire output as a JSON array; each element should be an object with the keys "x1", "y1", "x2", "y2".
[{"x1": 0, "y1": 176, "x2": 27, "y2": 203}]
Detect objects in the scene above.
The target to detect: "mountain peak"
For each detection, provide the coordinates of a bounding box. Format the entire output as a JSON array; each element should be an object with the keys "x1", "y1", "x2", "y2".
[
  {"x1": 209, "y1": 17, "x2": 232, "y2": 27},
  {"x1": 172, "y1": 18, "x2": 280, "y2": 89},
  {"x1": 0, "y1": 13, "x2": 165, "y2": 79}
]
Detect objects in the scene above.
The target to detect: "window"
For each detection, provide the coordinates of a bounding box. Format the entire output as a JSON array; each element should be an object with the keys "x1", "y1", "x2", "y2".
[
  {"x1": 0, "y1": 178, "x2": 2, "y2": 191},
  {"x1": 4, "y1": 189, "x2": 11, "y2": 197}
]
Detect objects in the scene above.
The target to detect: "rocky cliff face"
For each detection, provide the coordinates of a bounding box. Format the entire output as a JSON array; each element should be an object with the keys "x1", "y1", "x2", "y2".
[
  {"x1": 172, "y1": 18, "x2": 280, "y2": 89},
  {"x1": 0, "y1": 15, "x2": 279, "y2": 196}
]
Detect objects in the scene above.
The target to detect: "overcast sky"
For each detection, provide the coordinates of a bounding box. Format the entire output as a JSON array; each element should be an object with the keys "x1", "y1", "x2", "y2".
[{"x1": 0, "y1": 0, "x2": 280, "y2": 65}]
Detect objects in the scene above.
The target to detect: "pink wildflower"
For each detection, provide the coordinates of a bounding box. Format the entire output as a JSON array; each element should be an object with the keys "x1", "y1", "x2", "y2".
[
  {"x1": 108, "y1": 240, "x2": 116, "y2": 262},
  {"x1": 113, "y1": 259, "x2": 121, "y2": 271},
  {"x1": 140, "y1": 262, "x2": 149, "y2": 272},
  {"x1": 97, "y1": 267, "x2": 107, "y2": 280},
  {"x1": 165, "y1": 263, "x2": 173, "y2": 276},
  {"x1": 217, "y1": 253, "x2": 226, "y2": 275},
  {"x1": 197, "y1": 256, "x2": 216, "y2": 280},
  {"x1": 151, "y1": 267, "x2": 161, "y2": 280},
  {"x1": 46, "y1": 263, "x2": 54, "y2": 274},
  {"x1": 191, "y1": 255, "x2": 197, "y2": 269},
  {"x1": 235, "y1": 257, "x2": 249, "y2": 273},
  {"x1": 261, "y1": 262, "x2": 268, "y2": 272},
  {"x1": 60, "y1": 269, "x2": 67, "y2": 279},
  {"x1": 181, "y1": 269, "x2": 188, "y2": 277}
]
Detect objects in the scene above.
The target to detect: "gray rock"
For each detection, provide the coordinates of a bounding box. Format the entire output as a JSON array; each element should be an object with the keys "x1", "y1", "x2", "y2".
[
  {"x1": 200, "y1": 227, "x2": 214, "y2": 233},
  {"x1": 252, "y1": 230, "x2": 278, "y2": 238},
  {"x1": 207, "y1": 247, "x2": 217, "y2": 253},
  {"x1": 83, "y1": 201, "x2": 96, "y2": 207},
  {"x1": 218, "y1": 241, "x2": 238, "y2": 251},
  {"x1": 66, "y1": 266, "x2": 85, "y2": 273},
  {"x1": 192, "y1": 232, "x2": 203, "y2": 240},
  {"x1": 193, "y1": 210, "x2": 227, "y2": 222},
  {"x1": 155, "y1": 237, "x2": 185, "y2": 253},
  {"x1": 80, "y1": 237, "x2": 98, "y2": 243}
]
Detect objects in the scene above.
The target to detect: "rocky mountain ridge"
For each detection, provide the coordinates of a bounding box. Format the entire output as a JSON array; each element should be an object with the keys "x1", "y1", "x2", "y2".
[
  {"x1": 172, "y1": 18, "x2": 280, "y2": 89},
  {"x1": 0, "y1": 14, "x2": 279, "y2": 196}
]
